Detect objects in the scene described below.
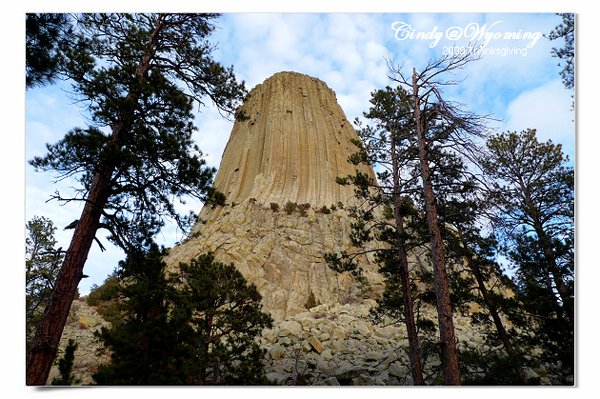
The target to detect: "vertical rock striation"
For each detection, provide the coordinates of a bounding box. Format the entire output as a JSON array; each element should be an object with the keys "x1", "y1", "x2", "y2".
[
  {"x1": 195, "y1": 71, "x2": 377, "y2": 226},
  {"x1": 167, "y1": 71, "x2": 383, "y2": 320}
]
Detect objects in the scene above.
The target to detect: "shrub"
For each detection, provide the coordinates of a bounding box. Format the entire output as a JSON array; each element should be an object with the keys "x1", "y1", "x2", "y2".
[
  {"x1": 298, "y1": 203, "x2": 311, "y2": 216},
  {"x1": 87, "y1": 275, "x2": 120, "y2": 306},
  {"x1": 51, "y1": 339, "x2": 79, "y2": 385},
  {"x1": 284, "y1": 201, "x2": 297, "y2": 215},
  {"x1": 319, "y1": 205, "x2": 331, "y2": 214},
  {"x1": 270, "y1": 203, "x2": 280, "y2": 212}
]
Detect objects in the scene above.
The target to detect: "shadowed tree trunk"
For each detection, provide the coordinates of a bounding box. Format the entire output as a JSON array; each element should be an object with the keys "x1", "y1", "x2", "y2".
[
  {"x1": 391, "y1": 131, "x2": 425, "y2": 385},
  {"x1": 412, "y1": 67, "x2": 461, "y2": 384},
  {"x1": 26, "y1": 29, "x2": 159, "y2": 383}
]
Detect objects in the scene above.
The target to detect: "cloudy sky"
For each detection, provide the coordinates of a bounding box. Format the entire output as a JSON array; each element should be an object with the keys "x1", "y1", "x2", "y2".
[
  {"x1": 24, "y1": 12, "x2": 574, "y2": 294},
  {"x1": 25, "y1": 12, "x2": 575, "y2": 293}
]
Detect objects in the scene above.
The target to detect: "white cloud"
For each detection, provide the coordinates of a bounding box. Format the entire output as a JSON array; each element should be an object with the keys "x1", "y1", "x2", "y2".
[
  {"x1": 504, "y1": 78, "x2": 574, "y2": 159},
  {"x1": 23, "y1": 12, "x2": 577, "y2": 292},
  {"x1": 194, "y1": 106, "x2": 236, "y2": 169}
]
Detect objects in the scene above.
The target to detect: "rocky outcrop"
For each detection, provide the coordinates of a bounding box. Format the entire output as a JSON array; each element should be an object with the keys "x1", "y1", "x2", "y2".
[
  {"x1": 196, "y1": 71, "x2": 377, "y2": 223},
  {"x1": 260, "y1": 300, "x2": 562, "y2": 386},
  {"x1": 47, "y1": 299, "x2": 111, "y2": 385},
  {"x1": 166, "y1": 201, "x2": 386, "y2": 320},
  {"x1": 55, "y1": 298, "x2": 563, "y2": 386},
  {"x1": 166, "y1": 71, "x2": 384, "y2": 319}
]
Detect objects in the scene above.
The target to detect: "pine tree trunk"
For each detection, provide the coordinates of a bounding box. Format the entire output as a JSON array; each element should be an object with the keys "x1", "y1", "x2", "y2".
[
  {"x1": 412, "y1": 69, "x2": 461, "y2": 385},
  {"x1": 391, "y1": 132, "x2": 425, "y2": 385},
  {"x1": 26, "y1": 15, "x2": 166, "y2": 385},
  {"x1": 26, "y1": 165, "x2": 114, "y2": 385},
  {"x1": 534, "y1": 225, "x2": 574, "y2": 323},
  {"x1": 455, "y1": 229, "x2": 527, "y2": 383}
]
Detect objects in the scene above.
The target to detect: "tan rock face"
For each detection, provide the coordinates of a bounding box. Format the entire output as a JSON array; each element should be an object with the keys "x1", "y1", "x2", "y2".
[
  {"x1": 193, "y1": 71, "x2": 377, "y2": 227},
  {"x1": 166, "y1": 71, "x2": 382, "y2": 319}
]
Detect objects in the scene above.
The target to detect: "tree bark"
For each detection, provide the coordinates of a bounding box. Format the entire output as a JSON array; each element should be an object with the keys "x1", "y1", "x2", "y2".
[
  {"x1": 391, "y1": 132, "x2": 425, "y2": 385},
  {"x1": 26, "y1": 169, "x2": 113, "y2": 384},
  {"x1": 412, "y1": 68, "x2": 461, "y2": 385},
  {"x1": 26, "y1": 15, "x2": 166, "y2": 385},
  {"x1": 534, "y1": 224, "x2": 574, "y2": 323},
  {"x1": 455, "y1": 228, "x2": 528, "y2": 383}
]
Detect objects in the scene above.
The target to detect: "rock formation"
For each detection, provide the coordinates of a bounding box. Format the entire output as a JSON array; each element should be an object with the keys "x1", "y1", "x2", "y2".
[{"x1": 166, "y1": 71, "x2": 385, "y2": 320}]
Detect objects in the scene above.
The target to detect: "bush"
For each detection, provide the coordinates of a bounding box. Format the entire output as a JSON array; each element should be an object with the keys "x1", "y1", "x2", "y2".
[
  {"x1": 87, "y1": 274, "x2": 122, "y2": 324},
  {"x1": 319, "y1": 205, "x2": 331, "y2": 214},
  {"x1": 270, "y1": 203, "x2": 280, "y2": 212},
  {"x1": 284, "y1": 201, "x2": 297, "y2": 215},
  {"x1": 298, "y1": 203, "x2": 311, "y2": 216},
  {"x1": 51, "y1": 339, "x2": 79, "y2": 385},
  {"x1": 87, "y1": 275, "x2": 120, "y2": 306}
]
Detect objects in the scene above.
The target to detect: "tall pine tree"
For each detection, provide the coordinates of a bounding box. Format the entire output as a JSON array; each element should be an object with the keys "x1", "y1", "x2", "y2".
[
  {"x1": 27, "y1": 13, "x2": 246, "y2": 384},
  {"x1": 480, "y1": 129, "x2": 574, "y2": 379},
  {"x1": 93, "y1": 244, "x2": 273, "y2": 385},
  {"x1": 327, "y1": 86, "x2": 426, "y2": 384},
  {"x1": 386, "y1": 52, "x2": 488, "y2": 384}
]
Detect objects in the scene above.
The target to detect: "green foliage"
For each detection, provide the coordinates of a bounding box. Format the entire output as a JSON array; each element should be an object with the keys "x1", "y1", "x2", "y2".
[
  {"x1": 87, "y1": 275, "x2": 120, "y2": 306},
  {"x1": 26, "y1": 216, "x2": 63, "y2": 351},
  {"x1": 29, "y1": 13, "x2": 244, "y2": 252},
  {"x1": 51, "y1": 339, "x2": 79, "y2": 385},
  {"x1": 319, "y1": 205, "x2": 331, "y2": 214},
  {"x1": 174, "y1": 253, "x2": 274, "y2": 384},
  {"x1": 93, "y1": 244, "x2": 272, "y2": 385},
  {"x1": 324, "y1": 251, "x2": 370, "y2": 300},
  {"x1": 87, "y1": 274, "x2": 122, "y2": 325},
  {"x1": 283, "y1": 201, "x2": 297, "y2": 215},
  {"x1": 298, "y1": 203, "x2": 311, "y2": 216},
  {"x1": 93, "y1": 244, "x2": 179, "y2": 385},
  {"x1": 481, "y1": 129, "x2": 574, "y2": 379},
  {"x1": 459, "y1": 348, "x2": 536, "y2": 385},
  {"x1": 27, "y1": 13, "x2": 246, "y2": 385},
  {"x1": 26, "y1": 13, "x2": 73, "y2": 88},
  {"x1": 547, "y1": 13, "x2": 574, "y2": 90}
]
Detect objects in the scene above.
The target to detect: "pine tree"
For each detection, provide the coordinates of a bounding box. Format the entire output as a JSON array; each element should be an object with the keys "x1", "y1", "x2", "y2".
[
  {"x1": 93, "y1": 244, "x2": 273, "y2": 385},
  {"x1": 480, "y1": 129, "x2": 574, "y2": 379},
  {"x1": 547, "y1": 13, "x2": 575, "y2": 90},
  {"x1": 25, "y1": 216, "x2": 64, "y2": 351},
  {"x1": 51, "y1": 339, "x2": 79, "y2": 385},
  {"x1": 439, "y1": 196, "x2": 530, "y2": 384},
  {"x1": 387, "y1": 52, "x2": 488, "y2": 385},
  {"x1": 26, "y1": 13, "x2": 246, "y2": 385},
  {"x1": 173, "y1": 253, "x2": 274, "y2": 384},
  {"x1": 93, "y1": 243, "x2": 178, "y2": 384},
  {"x1": 328, "y1": 86, "x2": 426, "y2": 384},
  {"x1": 26, "y1": 13, "x2": 73, "y2": 88}
]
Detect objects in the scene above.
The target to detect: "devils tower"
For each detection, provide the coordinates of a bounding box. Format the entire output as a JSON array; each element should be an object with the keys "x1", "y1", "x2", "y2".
[{"x1": 166, "y1": 71, "x2": 383, "y2": 320}]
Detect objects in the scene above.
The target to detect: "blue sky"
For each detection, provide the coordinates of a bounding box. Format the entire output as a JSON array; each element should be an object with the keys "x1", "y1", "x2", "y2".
[
  {"x1": 6, "y1": 1, "x2": 600, "y2": 398},
  {"x1": 24, "y1": 12, "x2": 574, "y2": 295}
]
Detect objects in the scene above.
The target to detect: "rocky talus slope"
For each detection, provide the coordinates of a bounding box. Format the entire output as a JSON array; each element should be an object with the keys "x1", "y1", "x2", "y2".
[
  {"x1": 53, "y1": 298, "x2": 562, "y2": 385},
  {"x1": 48, "y1": 299, "x2": 111, "y2": 384}
]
